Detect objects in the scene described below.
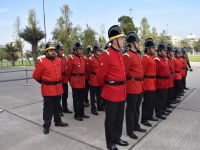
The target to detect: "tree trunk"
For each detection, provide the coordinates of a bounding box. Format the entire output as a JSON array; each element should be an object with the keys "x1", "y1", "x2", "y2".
[
  {"x1": 11, "y1": 61, "x2": 15, "y2": 66},
  {"x1": 32, "y1": 43, "x2": 38, "y2": 65},
  {"x1": 21, "y1": 51, "x2": 23, "y2": 66}
]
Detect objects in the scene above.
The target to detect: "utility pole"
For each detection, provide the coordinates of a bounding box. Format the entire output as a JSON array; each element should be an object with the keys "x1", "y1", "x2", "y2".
[{"x1": 43, "y1": 0, "x2": 47, "y2": 43}]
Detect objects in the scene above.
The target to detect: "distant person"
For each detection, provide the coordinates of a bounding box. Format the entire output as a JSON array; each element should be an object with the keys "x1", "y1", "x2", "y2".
[
  {"x1": 141, "y1": 38, "x2": 159, "y2": 127},
  {"x1": 66, "y1": 41, "x2": 90, "y2": 121},
  {"x1": 33, "y1": 43, "x2": 68, "y2": 135},
  {"x1": 97, "y1": 25, "x2": 128, "y2": 150},
  {"x1": 55, "y1": 44, "x2": 72, "y2": 114},
  {"x1": 124, "y1": 32, "x2": 146, "y2": 140}
]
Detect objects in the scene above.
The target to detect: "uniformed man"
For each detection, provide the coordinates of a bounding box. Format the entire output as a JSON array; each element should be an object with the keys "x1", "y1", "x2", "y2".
[
  {"x1": 173, "y1": 48, "x2": 182, "y2": 102},
  {"x1": 97, "y1": 25, "x2": 128, "y2": 150},
  {"x1": 155, "y1": 42, "x2": 171, "y2": 120},
  {"x1": 124, "y1": 32, "x2": 146, "y2": 140},
  {"x1": 33, "y1": 43, "x2": 68, "y2": 135},
  {"x1": 66, "y1": 41, "x2": 90, "y2": 121},
  {"x1": 141, "y1": 38, "x2": 159, "y2": 127},
  {"x1": 166, "y1": 44, "x2": 177, "y2": 107},
  {"x1": 89, "y1": 44, "x2": 104, "y2": 115},
  {"x1": 83, "y1": 46, "x2": 93, "y2": 107},
  {"x1": 55, "y1": 44, "x2": 72, "y2": 114}
]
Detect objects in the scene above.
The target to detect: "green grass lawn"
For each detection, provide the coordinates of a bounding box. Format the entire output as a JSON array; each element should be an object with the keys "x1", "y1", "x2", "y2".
[
  {"x1": 0, "y1": 60, "x2": 34, "y2": 68},
  {"x1": 188, "y1": 55, "x2": 200, "y2": 62}
]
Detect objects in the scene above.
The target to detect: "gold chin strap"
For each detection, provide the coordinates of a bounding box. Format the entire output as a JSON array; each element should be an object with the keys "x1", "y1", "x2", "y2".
[
  {"x1": 45, "y1": 47, "x2": 55, "y2": 51},
  {"x1": 109, "y1": 33, "x2": 125, "y2": 41}
]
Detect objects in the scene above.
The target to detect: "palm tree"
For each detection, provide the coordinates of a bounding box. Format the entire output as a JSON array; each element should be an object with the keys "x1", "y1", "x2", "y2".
[
  {"x1": 19, "y1": 9, "x2": 45, "y2": 64},
  {"x1": 4, "y1": 42, "x2": 19, "y2": 66}
]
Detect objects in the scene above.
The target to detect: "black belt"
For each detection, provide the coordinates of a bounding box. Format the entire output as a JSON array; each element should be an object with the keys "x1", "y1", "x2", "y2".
[
  {"x1": 91, "y1": 71, "x2": 96, "y2": 75},
  {"x1": 175, "y1": 71, "x2": 180, "y2": 73},
  {"x1": 62, "y1": 73, "x2": 67, "y2": 75},
  {"x1": 127, "y1": 77, "x2": 143, "y2": 81},
  {"x1": 171, "y1": 72, "x2": 175, "y2": 75},
  {"x1": 71, "y1": 73, "x2": 85, "y2": 77},
  {"x1": 42, "y1": 80, "x2": 60, "y2": 85},
  {"x1": 144, "y1": 75, "x2": 156, "y2": 78},
  {"x1": 105, "y1": 80, "x2": 125, "y2": 86},
  {"x1": 156, "y1": 76, "x2": 170, "y2": 79}
]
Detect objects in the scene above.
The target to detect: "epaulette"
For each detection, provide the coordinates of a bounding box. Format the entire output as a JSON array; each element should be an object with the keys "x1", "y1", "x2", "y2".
[
  {"x1": 37, "y1": 55, "x2": 45, "y2": 63},
  {"x1": 155, "y1": 57, "x2": 160, "y2": 61},
  {"x1": 124, "y1": 53, "x2": 130, "y2": 57},
  {"x1": 143, "y1": 55, "x2": 149, "y2": 59},
  {"x1": 104, "y1": 50, "x2": 110, "y2": 55},
  {"x1": 68, "y1": 55, "x2": 73, "y2": 59},
  {"x1": 89, "y1": 57, "x2": 92, "y2": 60}
]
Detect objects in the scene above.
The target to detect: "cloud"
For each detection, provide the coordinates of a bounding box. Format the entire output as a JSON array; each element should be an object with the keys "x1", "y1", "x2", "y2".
[{"x1": 0, "y1": 8, "x2": 9, "y2": 14}]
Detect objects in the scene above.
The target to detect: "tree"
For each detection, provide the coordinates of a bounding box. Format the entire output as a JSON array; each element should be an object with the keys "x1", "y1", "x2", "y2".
[
  {"x1": 0, "y1": 46, "x2": 7, "y2": 67},
  {"x1": 180, "y1": 39, "x2": 193, "y2": 53},
  {"x1": 118, "y1": 15, "x2": 138, "y2": 35},
  {"x1": 24, "y1": 50, "x2": 32, "y2": 65},
  {"x1": 52, "y1": 4, "x2": 76, "y2": 55},
  {"x1": 4, "y1": 42, "x2": 19, "y2": 66},
  {"x1": 157, "y1": 30, "x2": 171, "y2": 44},
  {"x1": 151, "y1": 27, "x2": 158, "y2": 43},
  {"x1": 139, "y1": 17, "x2": 151, "y2": 48},
  {"x1": 193, "y1": 39, "x2": 200, "y2": 52},
  {"x1": 80, "y1": 24, "x2": 97, "y2": 51},
  {"x1": 19, "y1": 9, "x2": 45, "y2": 64},
  {"x1": 98, "y1": 25, "x2": 107, "y2": 49}
]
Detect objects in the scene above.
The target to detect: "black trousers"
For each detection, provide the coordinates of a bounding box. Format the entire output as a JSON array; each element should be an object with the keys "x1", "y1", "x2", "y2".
[
  {"x1": 72, "y1": 88, "x2": 85, "y2": 118},
  {"x1": 155, "y1": 89, "x2": 168, "y2": 115},
  {"x1": 83, "y1": 80, "x2": 90, "y2": 104},
  {"x1": 174, "y1": 80, "x2": 181, "y2": 99},
  {"x1": 181, "y1": 76, "x2": 186, "y2": 90},
  {"x1": 90, "y1": 86, "x2": 103, "y2": 111},
  {"x1": 167, "y1": 87, "x2": 174, "y2": 104},
  {"x1": 61, "y1": 83, "x2": 68, "y2": 111},
  {"x1": 126, "y1": 93, "x2": 142, "y2": 134},
  {"x1": 105, "y1": 100, "x2": 125, "y2": 147},
  {"x1": 141, "y1": 90, "x2": 155, "y2": 121},
  {"x1": 43, "y1": 95, "x2": 62, "y2": 129}
]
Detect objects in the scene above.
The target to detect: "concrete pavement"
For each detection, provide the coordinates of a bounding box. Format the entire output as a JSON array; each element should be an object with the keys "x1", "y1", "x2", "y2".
[{"x1": 0, "y1": 63, "x2": 200, "y2": 150}]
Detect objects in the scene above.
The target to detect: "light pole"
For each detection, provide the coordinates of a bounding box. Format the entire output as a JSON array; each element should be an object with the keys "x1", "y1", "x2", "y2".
[
  {"x1": 43, "y1": 0, "x2": 47, "y2": 43},
  {"x1": 129, "y1": 8, "x2": 133, "y2": 19}
]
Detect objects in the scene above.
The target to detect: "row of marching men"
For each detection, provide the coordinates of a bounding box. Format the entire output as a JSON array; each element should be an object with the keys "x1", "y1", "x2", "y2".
[{"x1": 32, "y1": 24, "x2": 193, "y2": 150}]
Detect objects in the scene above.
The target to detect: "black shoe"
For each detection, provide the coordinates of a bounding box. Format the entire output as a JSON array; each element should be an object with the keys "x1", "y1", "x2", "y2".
[
  {"x1": 115, "y1": 139, "x2": 129, "y2": 146},
  {"x1": 108, "y1": 144, "x2": 118, "y2": 150},
  {"x1": 91, "y1": 111, "x2": 99, "y2": 115},
  {"x1": 171, "y1": 101, "x2": 177, "y2": 104},
  {"x1": 97, "y1": 107, "x2": 104, "y2": 111},
  {"x1": 165, "y1": 108, "x2": 172, "y2": 113},
  {"x1": 149, "y1": 117, "x2": 159, "y2": 121},
  {"x1": 162, "y1": 111, "x2": 170, "y2": 116},
  {"x1": 43, "y1": 128, "x2": 49, "y2": 134},
  {"x1": 184, "y1": 87, "x2": 189, "y2": 90},
  {"x1": 55, "y1": 121, "x2": 68, "y2": 127},
  {"x1": 74, "y1": 116, "x2": 83, "y2": 121},
  {"x1": 63, "y1": 109, "x2": 73, "y2": 114},
  {"x1": 156, "y1": 114, "x2": 166, "y2": 120},
  {"x1": 141, "y1": 121, "x2": 152, "y2": 127},
  {"x1": 60, "y1": 112, "x2": 64, "y2": 117},
  {"x1": 81, "y1": 114, "x2": 90, "y2": 118},
  {"x1": 167, "y1": 104, "x2": 176, "y2": 109},
  {"x1": 84, "y1": 102, "x2": 90, "y2": 107},
  {"x1": 134, "y1": 127, "x2": 147, "y2": 132},
  {"x1": 128, "y1": 132, "x2": 138, "y2": 139}
]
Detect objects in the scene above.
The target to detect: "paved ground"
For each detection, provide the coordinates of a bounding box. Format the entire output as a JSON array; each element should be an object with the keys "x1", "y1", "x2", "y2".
[{"x1": 0, "y1": 62, "x2": 200, "y2": 150}]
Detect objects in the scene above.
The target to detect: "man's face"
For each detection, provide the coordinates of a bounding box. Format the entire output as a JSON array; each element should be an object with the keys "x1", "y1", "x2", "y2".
[
  {"x1": 58, "y1": 49, "x2": 64, "y2": 55},
  {"x1": 95, "y1": 50, "x2": 102, "y2": 56},
  {"x1": 89, "y1": 51, "x2": 93, "y2": 56},
  {"x1": 77, "y1": 48, "x2": 83, "y2": 55},
  {"x1": 150, "y1": 47, "x2": 155, "y2": 54},
  {"x1": 115, "y1": 36, "x2": 125, "y2": 49},
  {"x1": 170, "y1": 51, "x2": 175, "y2": 56},
  {"x1": 48, "y1": 49, "x2": 57, "y2": 57},
  {"x1": 161, "y1": 49, "x2": 167, "y2": 57}
]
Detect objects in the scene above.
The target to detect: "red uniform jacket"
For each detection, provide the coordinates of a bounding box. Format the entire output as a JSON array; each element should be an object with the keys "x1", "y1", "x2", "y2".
[
  {"x1": 168, "y1": 57, "x2": 175, "y2": 88},
  {"x1": 96, "y1": 46, "x2": 126, "y2": 102},
  {"x1": 33, "y1": 57, "x2": 63, "y2": 96},
  {"x1": 155, "y1": 55, "x2": 170, "y2": 89},
  {"x1": 124, "y1": 50, "x2": 144, "y2": 94},
  {"x1": 59, "y1": 56, "x2": 68, "y2": 84},
  {"x1": 141, "y1": 54, "x2": 156, "y2": 91},
  {"x1": 181, "y1": 57, "x2": 187, "y2": 77},
  {"x1": 66, "y1": 54, "x2": 85, "y2": 89},
  {"x1": 174, "y1": 57, "x2": 182, "y2": 80},
  {"x1": 84, "y1": 56, "x2": 92, "y2": 80},
  {"x1": 89, "y1": 55, "x2": 102, "y2": 86}
]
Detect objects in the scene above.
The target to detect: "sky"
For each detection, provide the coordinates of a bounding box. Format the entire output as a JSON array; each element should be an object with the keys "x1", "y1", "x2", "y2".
[{"x1": 0, "y1": 0, "x2": 200, "y2": 50}]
